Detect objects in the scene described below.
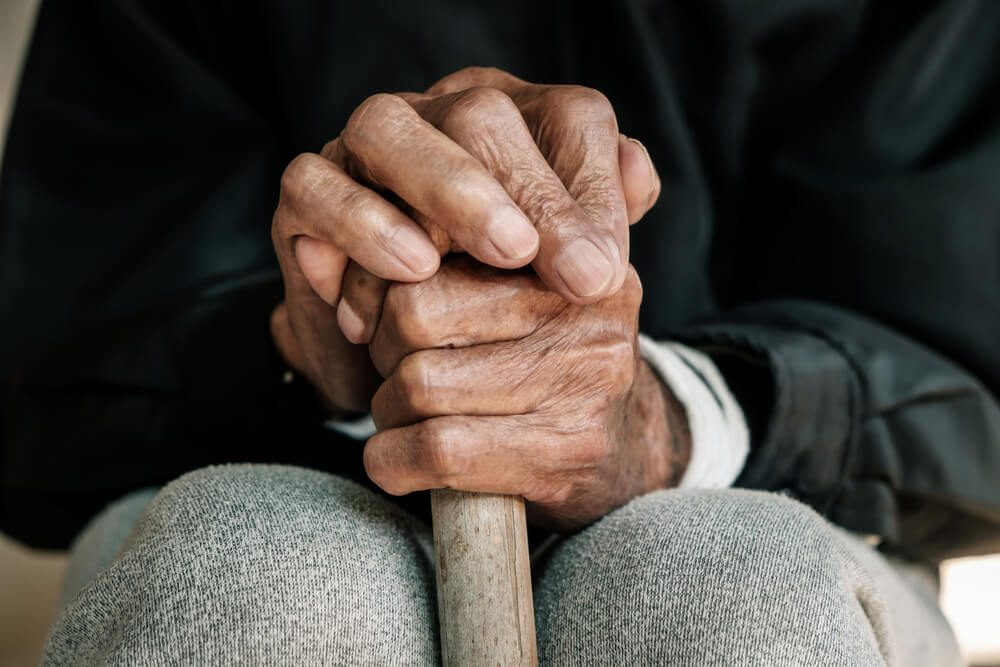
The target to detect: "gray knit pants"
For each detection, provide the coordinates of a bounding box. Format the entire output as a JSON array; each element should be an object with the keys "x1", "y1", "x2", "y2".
[{"x1": 44, "y1": 464, "x2": 962, "y2": 665}]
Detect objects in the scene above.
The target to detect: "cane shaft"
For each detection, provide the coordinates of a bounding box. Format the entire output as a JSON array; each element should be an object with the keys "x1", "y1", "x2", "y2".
[{"x1": 431, "y1": 489, "x2": 537, "y2": 666}]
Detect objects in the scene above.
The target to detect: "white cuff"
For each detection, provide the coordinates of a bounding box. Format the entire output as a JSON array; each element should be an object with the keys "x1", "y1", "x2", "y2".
[
  {"x1": 638, "y1": 334, "x2": 750, "y2": 489},
  {"x1": 324, "y1": 414, "x2": 377, "y2": 440}
]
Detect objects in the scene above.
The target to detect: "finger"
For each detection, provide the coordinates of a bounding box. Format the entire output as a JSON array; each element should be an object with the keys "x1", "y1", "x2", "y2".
[
  {"x1": 333, "y1": 94, "x2": 539, "y2": 268},
  {"x1": 509, "y1": 86, "x2": 630, "y2": 302},
  {"x1": 294, "y1": 235, "x2": 349, "y2": 306},
  {"x1": 275, "y1": 153, "x2": 440, "y2": 305},
  {"x1": 276, "y1": 258, "x2": 380, "y2": 413},
  {"x1": 431, "y1": 80, "x2": 630, "y2": 301},
  {"x1": 618, "y1": 135, "x2": 661, "y2": 224},
  {"x1": 369, "y1": 258, "x2": 563, "y2": 377},
  {"x1": 427, "y1": 76, "x2": 661, "y2": 248},
  {"x1": 321, "y1": 132, "x2": 460, "y2": 259},
  {"x1": 427, "y1": 78, "x2": 636, "y2": 302},
  {"x1": 406, "y1": 87, "x2": 620, "y2": 304},
  {"x1": 371, "y1": 325, "x2": 636, "y2": 430},
  {"x1": 424, "y1": 66, "x2": 528, "y2": 96},
  {"x1": 371, "y1": 343, "x2": 545, "y2": 430},
  {"x1": 269, "y1": 302, "x2": 308, "y2": 373},
  {"x1": 337, "y1": 261, "x2": 389, "y2": 344},
  {"x1": 365, "y1": 415, "x2": 572, "y2": 497}
]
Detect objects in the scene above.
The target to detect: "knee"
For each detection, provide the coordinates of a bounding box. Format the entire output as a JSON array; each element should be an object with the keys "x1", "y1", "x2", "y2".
[
  {"x1": 536, "y1": 489, "x2": 875, "y2": 664},
  {"x1": 564, "y1": 487, "x2": 840, "y2": 581},
  {"x1": 124, "y1": 464, "x2": 435, "y2": 607},
  {"x1": 49, "y1": 465, "x2": 437, "y2": 664},
  {"x1": 131, "y1": 463, "x2": 430, "y2": 563},
  {"x1": 538, "y1": 487, "x2": 841, "y2": 601}
]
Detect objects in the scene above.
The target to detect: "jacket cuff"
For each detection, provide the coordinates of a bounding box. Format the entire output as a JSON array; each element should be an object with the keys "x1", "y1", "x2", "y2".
[{"x1": 672, "y1": 323, "x2": 892, "y2": 538}]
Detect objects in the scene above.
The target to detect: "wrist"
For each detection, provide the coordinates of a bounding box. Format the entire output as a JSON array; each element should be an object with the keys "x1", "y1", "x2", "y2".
[
  {"x1": 646, "y1": 359, "x2": 692, "y2": 487},
  {"x1": 627, "y1": 358, "x2": 692, "y2": 491}
]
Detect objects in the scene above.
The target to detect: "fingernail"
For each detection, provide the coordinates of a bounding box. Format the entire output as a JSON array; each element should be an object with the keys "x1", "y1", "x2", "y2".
[
  {"x1": 390, "y1": 225, "x2": 439, "y2": 274},
  {"x1": 627, "y1": 137, "x2": 658, "y2": 204},
  {"x1": 337, "y1": 299, "x2": 366, "y2": 343},
  {"x1": 555, "y1": 237, "x2": 616, "y2": 299},
  {"x1": 488, "y1": 207, "x2": 538, "y2": 261}
]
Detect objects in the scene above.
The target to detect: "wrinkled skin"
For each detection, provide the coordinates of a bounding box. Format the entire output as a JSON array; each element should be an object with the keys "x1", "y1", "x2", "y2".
[
  {"x1": 270, "y1": 67, "x2": 688, "y2": 529},
  {"x1": 271, "y1": 67, "x2": 660, "y2": 413},
  {"x1": 361, "y1": 257, "x2": 690, "y2": 531}
]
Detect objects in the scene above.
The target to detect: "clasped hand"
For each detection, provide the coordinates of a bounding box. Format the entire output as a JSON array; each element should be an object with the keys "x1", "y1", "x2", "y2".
[{"x1": 270, "y1": 68, "x2": 687, "y2": 530}]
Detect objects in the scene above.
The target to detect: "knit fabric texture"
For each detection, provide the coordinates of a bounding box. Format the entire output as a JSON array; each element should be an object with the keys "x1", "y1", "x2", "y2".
[{"x1": 45, "y1": 465, "x2": 961, "y2": 665}]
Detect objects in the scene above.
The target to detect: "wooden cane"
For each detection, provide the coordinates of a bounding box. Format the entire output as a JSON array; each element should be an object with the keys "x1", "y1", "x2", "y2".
[{"x1": 431, "y1": 489, "x2": 537, "y2": 666}]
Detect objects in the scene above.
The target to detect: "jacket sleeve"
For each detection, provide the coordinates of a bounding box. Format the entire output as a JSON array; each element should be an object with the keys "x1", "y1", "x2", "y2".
[
  {"x1": 0, "y1": 0, "x2": 337, "y2": 548},
  {"x1": 660, "y1": 0, "x2": 1000, "y2": 563},
  {"x1": 675, "y1": 302, "x2": 1000, "y2": 563}
]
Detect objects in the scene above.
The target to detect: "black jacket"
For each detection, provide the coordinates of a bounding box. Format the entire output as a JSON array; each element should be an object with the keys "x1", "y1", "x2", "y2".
[{"x1": 2, "y1": 0, "x2": 999, "y2": 561}]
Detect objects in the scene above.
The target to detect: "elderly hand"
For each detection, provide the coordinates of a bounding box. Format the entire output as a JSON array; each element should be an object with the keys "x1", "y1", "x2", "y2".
[
  {"x1": 270, "y1": 68, "x2": 660, "y2": 413},
  {"x1": 354, "y1": 257, "x2": 689, "y2": 531}
]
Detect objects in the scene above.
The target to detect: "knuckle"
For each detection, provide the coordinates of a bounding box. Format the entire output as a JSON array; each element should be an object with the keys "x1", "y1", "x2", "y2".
[
  {"x1": 614, "y1": 356, "x2": 637, "y2": 394},
  {"x1": 396, "y1": 353, "x2": 437, "y2": 414},
  {"x1": 362, "y1": 439, "x2": 404, "y2": 495},
  {"x1": 431, "y1": 67, "x2": 510, "y2": 94},
  {"x1": 320, "y1": 138, "x2": 340, "y2": 159},
  {"x1": 342, "y1": 93, "x2": 408, "y2": 154},
  {"x1": 446, "y1": 86, "x2": 517, "y2": 128},
  {"x1": 415, "y1": 420, "x2": 459, "y2": 478},
  {"x1": 455, "y1": 65, "x2": 505, "y2": 80},
  {"x1": 361, "y1": 439, "x2": 381, "y2": 473},
  {"x1": 280, "y1": 152, "x2": 325, "y2": 202},
  {"x1": 593, "y1": 339, "x2": 637, "y2": 394},
  {"x1": 554, "y1": 86, "x2": 616, "y2": 124},
  {"x1": 381, "y1": 281, "x2": 410, "y2": 320},
  {"x1": 575, "y1": 428, "x2": 613, "y2": 467},
  {"x1": 516, "y1": 185, "x2": 580, "y2": 226},
  {"x1": 383, "y1": 283, "x2": 434, "y2": 349},
  {"x1": 333, "y1": 180, "x2": 371, "y2": 222},
  {"x1": 439, "y1": 159, "x2": 492, "y2": 199}
]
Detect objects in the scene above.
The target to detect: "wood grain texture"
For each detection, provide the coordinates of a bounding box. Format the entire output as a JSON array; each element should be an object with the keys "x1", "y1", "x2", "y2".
[{"x1": 431, "y1": 489, "x2": 537, "y2": 667}]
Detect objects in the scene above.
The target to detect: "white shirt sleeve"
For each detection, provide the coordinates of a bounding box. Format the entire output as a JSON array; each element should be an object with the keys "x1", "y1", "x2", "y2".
[{"x1": 638, "y1": 334, "x2": 750, "y2": 489}]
